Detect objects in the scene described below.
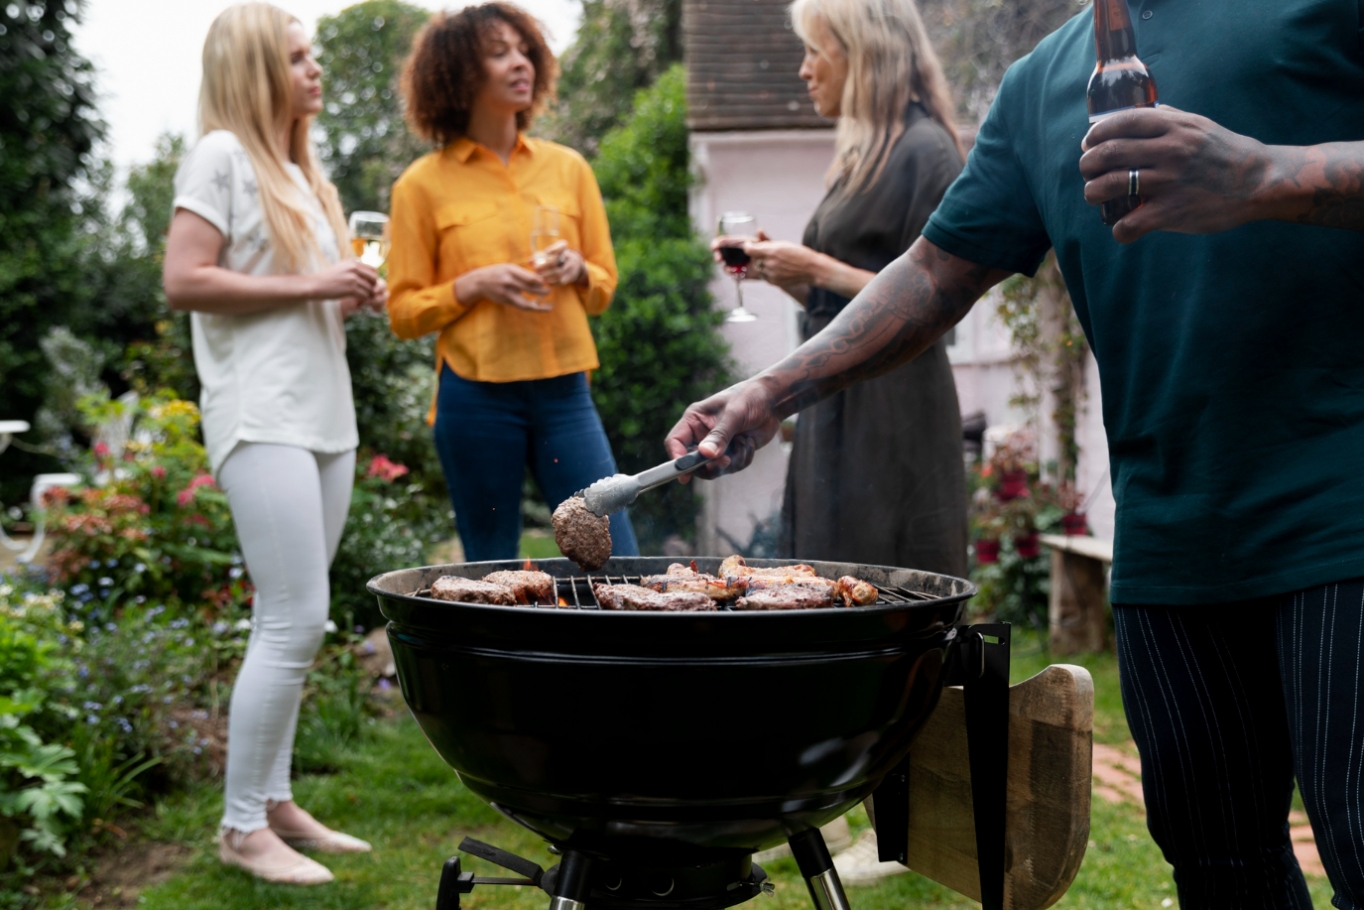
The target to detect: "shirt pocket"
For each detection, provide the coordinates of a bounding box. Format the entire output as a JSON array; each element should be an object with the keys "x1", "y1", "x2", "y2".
[{"x1": 435, "y1": 200, "x2": 505, "y2": 271}]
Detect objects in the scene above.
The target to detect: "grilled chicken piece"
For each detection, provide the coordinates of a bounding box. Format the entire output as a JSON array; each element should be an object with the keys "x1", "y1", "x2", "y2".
[
  {"x1": 733, "y1": 583, "x2": 836, "y2": 611},
  {"x1": 482, "y1": 570, "x2": 555, "y2": 605},
  {"x1": 593, "y1": 583, "x2": 717, "y2": 612},
  {"x1": 718, "y1": 554, "x2": 818, "y2": 579},
  {"x1": 431, "y1": 576, "x2": 517, "y2": 605},
  {"x1": 640, "y1": 561, "x2": 737, "y2": 600},
  {"x1": 554, "y1": 497, "x2": 612, "y2": 571},
  {"x1": 836, "y1": 576, "x2": 879, "y2": 607}
]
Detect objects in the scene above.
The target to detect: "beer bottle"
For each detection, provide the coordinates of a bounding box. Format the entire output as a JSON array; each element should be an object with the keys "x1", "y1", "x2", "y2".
[{"x1": 1086, "y1": 0, "x2": 1158, "y2": 226}]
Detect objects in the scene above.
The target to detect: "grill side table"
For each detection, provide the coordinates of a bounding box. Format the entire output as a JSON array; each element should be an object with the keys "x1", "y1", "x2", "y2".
[{"x1": 884, "y1": 664, "x2": 1094, "y2": 910}]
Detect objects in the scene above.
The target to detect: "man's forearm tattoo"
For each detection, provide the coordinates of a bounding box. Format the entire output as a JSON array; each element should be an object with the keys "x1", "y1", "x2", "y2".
[
  {"x1": 1282, "y1": 143, "x2": 1364, "y2": 230},
  {"x1": 765, "y1": 241, "x2": 1002, "y2": 418}
]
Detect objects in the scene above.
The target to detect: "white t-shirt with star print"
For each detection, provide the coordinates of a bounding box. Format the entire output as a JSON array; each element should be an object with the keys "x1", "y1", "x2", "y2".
[{"x1": 173, "y1": 130, "x2": 357, "y2": 476}]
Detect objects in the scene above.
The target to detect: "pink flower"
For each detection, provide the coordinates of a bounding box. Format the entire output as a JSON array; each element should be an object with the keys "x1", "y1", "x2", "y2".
[
  {"x1": 93, "y1": 441, "x2": 110, "y2": 459},
  {"x1": 177, "y1": 473, "x2": 216, "y2": 507},
  {"x1": 366, "y1": 454, "x2": 409, "y2": 483},
  {"x1": 150, "y1": 465, "x2": 167, "y2": 480}
]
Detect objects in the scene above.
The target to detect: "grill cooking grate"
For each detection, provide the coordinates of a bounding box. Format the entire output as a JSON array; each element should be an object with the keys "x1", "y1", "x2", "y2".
[{"x1": 416, "y1": 574, "x2": 939, "y2": 609}]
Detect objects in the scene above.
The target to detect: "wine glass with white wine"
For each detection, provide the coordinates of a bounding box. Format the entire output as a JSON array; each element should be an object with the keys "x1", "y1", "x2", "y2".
[
  {"x1": 349, "y1": 211, "x2": 390, "y2": 269},
  {"x1": 530, "y1": 204, "x2": 561, "y2": 270},
  {"x1": 716, "y1": 211, "x2": 758, "y2": 323}
]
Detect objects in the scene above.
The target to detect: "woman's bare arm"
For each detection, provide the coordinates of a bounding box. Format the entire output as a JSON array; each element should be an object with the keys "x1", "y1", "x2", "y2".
[{"x1": 163, "y1": 209, "x2": 377, "y2": 315}]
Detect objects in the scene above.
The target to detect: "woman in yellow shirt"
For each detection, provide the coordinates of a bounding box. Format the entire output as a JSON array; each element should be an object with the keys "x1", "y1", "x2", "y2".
[{"x1": 389, "y1": 2, "x2": 637, "y2": 560}]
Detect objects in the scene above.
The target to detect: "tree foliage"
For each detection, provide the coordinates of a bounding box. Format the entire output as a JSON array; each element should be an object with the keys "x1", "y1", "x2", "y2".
[
  {"x1": 590, "y1": 65, "x2": 732, "y2": 550},
  {"x1": 312, "y1": 0, "x2": 443, "y2": 497},
  {"x1": 918, "y1": 0, "x2": 1081, "y2": 121},
  {"x1": 314, "y1": 0, "x2": 431, "y2": 214},
  {"x1": 538, "y1": 0, "x2": 682, "y2": 156},
  {"x1": 0, "y1": 0, "x2": 103, "y2": 504}
]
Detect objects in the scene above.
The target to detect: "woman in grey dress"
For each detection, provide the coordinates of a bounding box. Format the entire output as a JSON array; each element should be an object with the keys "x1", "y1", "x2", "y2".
[{"x1": 716, "y1": 0, "x2": 967, "y2": 579}]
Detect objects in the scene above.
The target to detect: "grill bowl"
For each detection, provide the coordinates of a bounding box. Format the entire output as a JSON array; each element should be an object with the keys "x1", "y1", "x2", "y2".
[{"x1": 370, "y1": 557, "x2": 973, "y2": 864}]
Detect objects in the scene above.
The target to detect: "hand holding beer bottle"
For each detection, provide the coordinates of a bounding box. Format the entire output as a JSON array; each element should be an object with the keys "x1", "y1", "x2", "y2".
[{"x1": 1086, "y1": 0, "x2": 1158, "y2": 226}]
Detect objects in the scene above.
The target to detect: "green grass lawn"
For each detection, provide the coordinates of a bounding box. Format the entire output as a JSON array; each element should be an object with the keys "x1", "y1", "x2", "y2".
[{"x1": 125, "y1": 632, "x2": 1336, "y2": 909}]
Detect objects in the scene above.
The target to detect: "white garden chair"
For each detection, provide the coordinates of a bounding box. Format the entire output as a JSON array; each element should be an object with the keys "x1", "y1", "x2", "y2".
[{"x1": 0, "y1": 419, "x2": 82, "y2": 564}]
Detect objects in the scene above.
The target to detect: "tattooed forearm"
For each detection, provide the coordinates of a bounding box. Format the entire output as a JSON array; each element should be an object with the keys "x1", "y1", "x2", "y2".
[
  {"x1": 758, "y1": 238, "x2": 1009, "y2": 418},
  {"x1": 1269, "y1": 143, "x2": 1364, "y2": 230}
]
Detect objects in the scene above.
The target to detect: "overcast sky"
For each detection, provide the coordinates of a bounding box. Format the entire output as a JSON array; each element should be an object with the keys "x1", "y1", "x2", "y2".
[{"x1": 72, "y1": 0, "x2": 582, "y2": 175}]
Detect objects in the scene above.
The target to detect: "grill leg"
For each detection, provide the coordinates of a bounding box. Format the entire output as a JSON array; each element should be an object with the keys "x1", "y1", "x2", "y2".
[
  {"x1": 547, "y1": 849, "x2": 594, "y2": 910},
  {"x1": 790, "y1": 828, "x2": 852, "y2": 910}
]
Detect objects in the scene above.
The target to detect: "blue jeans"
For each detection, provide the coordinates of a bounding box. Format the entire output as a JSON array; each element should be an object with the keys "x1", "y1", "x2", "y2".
[{"x1": 433, "y1": 366, "x2": 638, "y2": 562}]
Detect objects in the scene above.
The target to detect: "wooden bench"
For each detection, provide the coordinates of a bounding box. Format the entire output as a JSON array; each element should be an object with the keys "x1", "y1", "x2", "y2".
[
  {"x1": 888, "y1": 665, "x2": 1094, "y2": 910},
  {"x1": 1039, "y1": 534, "x2": 1113, "y2": 655}
]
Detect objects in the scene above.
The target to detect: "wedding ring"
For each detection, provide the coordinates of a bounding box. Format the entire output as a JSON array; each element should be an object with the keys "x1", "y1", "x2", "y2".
[
  {"x1": 1128, "y1": 168, "x2": 1140, "y2": 197},
  {"x1": 757, "y1": 261, "x2": 766, "y2": 279},
  {"x1": 557, "y1": 254, "x2": 566, "y2": 267}
]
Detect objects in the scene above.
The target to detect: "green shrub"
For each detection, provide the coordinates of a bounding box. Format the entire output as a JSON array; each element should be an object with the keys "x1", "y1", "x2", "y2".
[
  {"x1": 293, "y1": 647, "x2": 374, "y2": 775},
  {"x1": 967, "y1": 431, "x2": 1069, "y2": 628},
  {"x1": 343, "y1": 314, "x2": 444, "y2": 499},
  {"x1": 329, "y1": 454, "x2": 448, "y2": 631},
  {"x1": 43, "y1": 393, "x2": 245, "y2": 615},
  {"x1": 0, "y1": 589, "x2": 85, "y2": 868},
  {"x1": 590, "y1": 65, "x2": 733, "y2": 551}
]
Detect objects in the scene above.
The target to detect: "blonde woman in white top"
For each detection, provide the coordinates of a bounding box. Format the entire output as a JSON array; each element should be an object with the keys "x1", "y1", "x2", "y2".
[{"x1": 163, "y1": 3, "x2": 385, "y2": 885}]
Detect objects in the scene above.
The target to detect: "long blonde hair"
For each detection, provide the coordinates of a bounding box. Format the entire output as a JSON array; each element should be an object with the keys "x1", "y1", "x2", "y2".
[
  {"x1": 790, "y1": 0, "x2": 961, "y2": 198},
  {"x1": 198, "y1": 3, "x2": 349, "y2": 273}
]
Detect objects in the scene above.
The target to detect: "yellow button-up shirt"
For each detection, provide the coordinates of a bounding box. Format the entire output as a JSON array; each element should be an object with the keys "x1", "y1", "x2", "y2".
[{"x1": 388, "y1": 134, "x2": 617, "y2": 388}]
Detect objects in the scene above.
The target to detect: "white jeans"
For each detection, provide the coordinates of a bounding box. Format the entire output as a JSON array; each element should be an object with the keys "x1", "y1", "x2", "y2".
[{"x1": 217, "y1": 442, "x2": 355, "y2": 833}]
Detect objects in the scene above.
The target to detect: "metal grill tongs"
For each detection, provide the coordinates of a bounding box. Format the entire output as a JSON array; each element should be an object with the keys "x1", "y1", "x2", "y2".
[{"x1": 578, "y1": 449, "x2": 720, "y2": 517}]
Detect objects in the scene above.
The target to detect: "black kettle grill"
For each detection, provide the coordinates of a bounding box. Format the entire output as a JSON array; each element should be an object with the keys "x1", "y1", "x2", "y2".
[{"x1": 368, "y1": 557, "x2": 1011, "y2": 910}]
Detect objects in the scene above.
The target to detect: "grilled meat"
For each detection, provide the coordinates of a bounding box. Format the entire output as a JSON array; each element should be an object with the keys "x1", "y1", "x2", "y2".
[
  {"x1": 593, "y1": 583, "x2": 717, "y2": 612},
  {"x1": 719, "y1": 556, "x2": 879, "y2": 607},
  {"x1": 836, "y1": 576, "x2": 879, "y2": 607},
  {"x1": 553, "y1": 497, "x2": 612, "y2": 571},
  {"x1": 733, "y1": 583, "x2": 836, "y2": 611},
  {"x1": 729, "y1": 573, "x2": 879, "y2": 609},
  {"x1": 739, "y1": 574, "x2": 836, "y2": 593},
  {"x1": 431, "y1": 576, "x2": 518, "y2": 605},
  {"x1": 718, "y1": 554, "x2": 818, "y2": 579},
  {"x1": 640, "y1": 561, "x2": 737, "y2": 600},
  {"x1": 483, "y1": 570, "x2": 555, "y2": 605}
]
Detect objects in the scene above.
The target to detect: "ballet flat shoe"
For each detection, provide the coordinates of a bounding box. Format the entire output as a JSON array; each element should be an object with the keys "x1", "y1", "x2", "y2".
[
  {"x1": 271, "y1": 826, "x2": 373, "y2": 854},
  {"x1": 219, "y1": 833, "x2": 335, "y2": 884}
]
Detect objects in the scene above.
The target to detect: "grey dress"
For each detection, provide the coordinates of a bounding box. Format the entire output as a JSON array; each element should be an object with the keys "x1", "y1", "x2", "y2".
[{"x1": 778, "y1": 104, "x2": 968, "y2": 577}]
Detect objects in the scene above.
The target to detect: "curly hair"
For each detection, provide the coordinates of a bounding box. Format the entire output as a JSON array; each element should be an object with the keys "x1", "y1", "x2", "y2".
[{"x1": 402, "y1": 3, "x2": 557, "y2": 146}]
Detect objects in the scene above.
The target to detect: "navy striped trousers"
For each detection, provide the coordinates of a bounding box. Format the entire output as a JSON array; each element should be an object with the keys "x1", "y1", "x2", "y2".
[{"x1": 1116, "y1": 581, "x2": 1364, "y2": 909}]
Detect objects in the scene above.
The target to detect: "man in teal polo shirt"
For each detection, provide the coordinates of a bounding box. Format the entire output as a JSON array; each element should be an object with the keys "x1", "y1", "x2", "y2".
[{"x1": 667, "y1": 0, "x2": 1364, "y2": 905}]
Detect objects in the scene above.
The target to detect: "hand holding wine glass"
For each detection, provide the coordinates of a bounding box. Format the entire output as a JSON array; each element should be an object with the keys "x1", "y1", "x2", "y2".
[
  {"x1": 532, "y1": 239, "x2": 586, "y2": 287},
  {"x1": 715, "y1": 212, "x2": 758, "y2": 323}
]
